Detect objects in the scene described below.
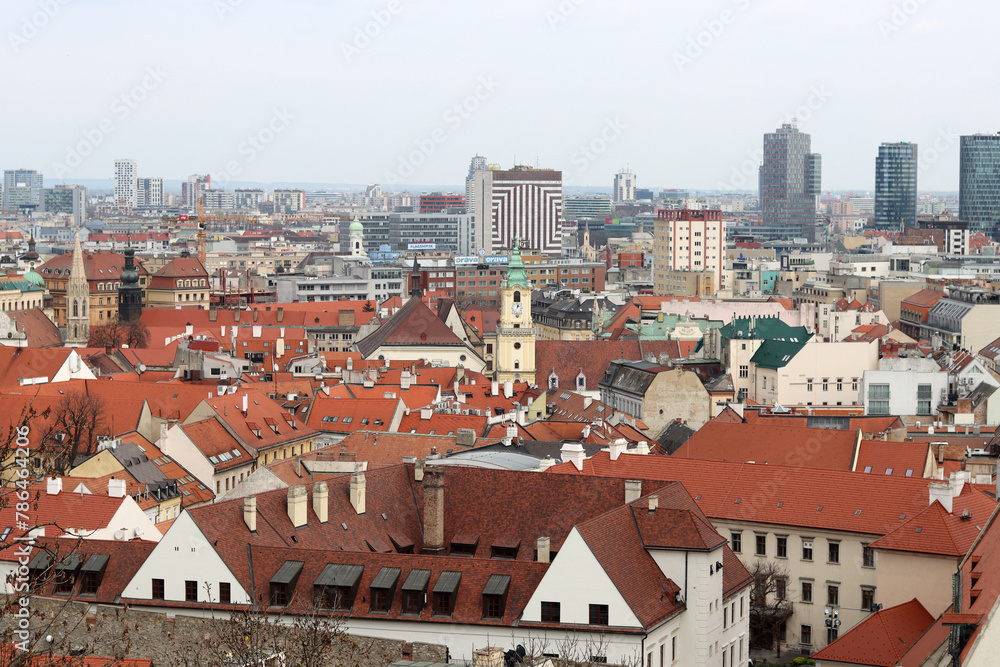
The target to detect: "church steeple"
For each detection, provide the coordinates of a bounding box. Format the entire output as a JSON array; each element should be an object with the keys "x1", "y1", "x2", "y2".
[
  {"x1": 118, "y1": 243, "x2": 143, "y2": 323},
  {"x1": 494, "y1": 238, "x2": 535, "y2": 383},
  {"x1": 65, "y1": 229, "x2": 90, "y2": 346},
  {"x1": 504, "y1": 238, "x2": 530, "y2": 289},
  {"x1": 409, "y1": 255, "x2": 422, "y2": 298}
]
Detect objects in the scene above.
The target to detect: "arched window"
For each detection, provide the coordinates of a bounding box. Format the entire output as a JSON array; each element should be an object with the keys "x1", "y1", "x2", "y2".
[
  {"x1": 513, "y1": 291, "x2": 521, "y2": 303},
  {"x1": 72, "y1": 300, "x2": 78, "y2": 317}
]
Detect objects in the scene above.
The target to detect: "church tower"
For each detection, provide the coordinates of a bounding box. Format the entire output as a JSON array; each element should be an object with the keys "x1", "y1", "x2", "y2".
[
  {"x1": 65, "y1": 230, "x2": 90, "y2": 346},
  {"x1": 118, "y1": 245, "x2": 143, "y2": 322},
  {"x1": 494, "y1": 239, "x2": 535, "y2": 383},
  {"x1": 349, "y1": 217, "x2": 366, "y2": 257}
]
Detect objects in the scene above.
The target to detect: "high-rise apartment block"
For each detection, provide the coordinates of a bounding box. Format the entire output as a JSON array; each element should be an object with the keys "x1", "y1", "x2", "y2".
[
  {"x1": 614, "y1": 169, "x2": 636, "y2": 203},
  {"x1": 653, "y1": 209, "x2": 726, "y2": 295},
  {"x1": 874, "y1": 142, "x2": 918, "y2": 230},
  {"x1": 137, "y1": 177, "x2": 164, "y2": 208},
  {"x1": 273, "y1": 189, "x2": 306, "y2": 215},
  {"x1": 472, "y1": 165, "x2": 563, "y2": 255},
  {"x1": 114, "y1": 159, "x2": 138, "y2": 208},
  {"x1": 3, "y1": 169, "x2": 43, "y2": 213},
  {"x1": 959, "y1": 133, "x2": 1000, "y2": 236},
  {"x1": 43, "y1": 184, "x2": 87, "y2": 226},
  {"x1": 759, "y1": 123, "x2": 821, "y2": 240},
  {"x1": 183, "y1": 174, "x2": 211, "y2": 208}
]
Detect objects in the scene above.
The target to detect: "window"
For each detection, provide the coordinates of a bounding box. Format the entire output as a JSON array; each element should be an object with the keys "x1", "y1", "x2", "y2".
[
  {"x1": 828, "y1": 542, "x2": 840, "y2": 564},
  {"x1": 483, "y1": 595, "x2": 503, "y2": 619},
  {"x1": 372, "y1": 588, "x2": 391, "y2": 612},
  {"x1": 776, "y1": 577, "x2": 787, "y2": 601},
  {"x1": 81, "y1": 572, "x2": 100, "y2": 595},
  {"x1": 403, "y1": 590, "x2": 423, "y2": 614},
  {"x1": 801, "y1": 581, "x2": 813, "y2": 603},
  {"x1": 776, "y1": 536, "x2": 787, "y2": 558},
  {"x1": 739, "y1": 365, "x2": 748, "y2": 379},
  {"x1": 185, "y1": 580, "x2": 198, "y2": 602},
  {"x1": 822, "y1": 378, "x2": 829, "y2": 391},
  {"x1": 152, "y1": 579, "x2": 165, "y2": 600},
  {"x1": 219, "y1": 582, "x2": 231, "y2": 604},
  {"x1": 802, "y1": 539, "x2": 813, "y2": 561},
  {"x1": 541, "y1": 601, "x2": 561, "y2": 623},
  {"x1": 868, "y1": 383, "x2": 890, "y2": 415},
  {"x1": 836, "y1": 378, "x2": 843, "y2": 391},
  {"x1": 731, "y1": 532, "x2": 742, "y2": 553},
  {"x1": 807, "y1": 378, "x2": 813, "y2": 391},
  {"x1": 801, "y1": 624, "x2": 812, "y2": 645},
  {"x1": 434, "y1": 592, "x2": 453, "y2": 616},
  {"x1": 589, "y1": 604, "x2": 609, "y2": 626},
  {"x1": 861, "y1": 587, "x2": 875, "y2": 610},
  {"x1": 828, "y1": 585, "x2": 839, "y2": 607},
  {"x1": 863, "y1": 544, "x2": 875, "y2": 568},
  {"x1": 55, "y1": 572, "x2": 75, "y2": 594},
  {"x1": 917, "y1": 384, "x2": 932, "y2": 415},
  {"x1": 755, "y1": 534, "x2": 766, "y2": 556},
  {"x1": 672, "y1": 636, "x2": 677, "y2": 661}
]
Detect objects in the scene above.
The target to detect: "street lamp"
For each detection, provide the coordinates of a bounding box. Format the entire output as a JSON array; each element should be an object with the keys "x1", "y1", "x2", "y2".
[{"x1": 824, "y1": 607, "x2": 841, "y2": 629}]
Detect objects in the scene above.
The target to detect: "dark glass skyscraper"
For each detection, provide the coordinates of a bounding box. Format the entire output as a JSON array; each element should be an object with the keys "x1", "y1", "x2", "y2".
[
  {"x1": 959, "y1": 133, "x2": 1000, "y2": 236},
  {"x1": 759, "y1": 124, "x2": 821, "y2": 241},
  {"x1": 874, "y1": 142, "x2": 918, "y2": 231}
]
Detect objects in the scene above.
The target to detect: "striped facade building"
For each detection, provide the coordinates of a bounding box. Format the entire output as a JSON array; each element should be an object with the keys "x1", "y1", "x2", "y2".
[{"x1": 473, "y1": 166, "x2": 563, "y2": 255}]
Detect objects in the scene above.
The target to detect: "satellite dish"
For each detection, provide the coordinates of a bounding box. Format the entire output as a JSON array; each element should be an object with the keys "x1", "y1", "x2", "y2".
[{"x1": 134, "y1": 526, "x2": 142, "y2": 537}]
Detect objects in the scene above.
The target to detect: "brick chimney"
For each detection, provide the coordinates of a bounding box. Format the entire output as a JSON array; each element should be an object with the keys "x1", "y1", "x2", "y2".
[
  {"x1": 244, "y1": 496, "x2": 257, "y2": 532},
  {"x1": 536, "y1": 536, "x2": 551, "y2": 564},
  {"x1": 313, "y1": 481, "x2": 329, "y2": 523},
  {"x1": 287, "y1": 485, "x2": 307, "y2": 528},
  {"x1": 422, "y1": 468, "x2": 445, "y2": 554},
  {"x1": 625, "y1": 479, "x2": 642, "y2": 504},
  {"x1": 350, "y1": 469, "x2": 366, "y2": 515}
]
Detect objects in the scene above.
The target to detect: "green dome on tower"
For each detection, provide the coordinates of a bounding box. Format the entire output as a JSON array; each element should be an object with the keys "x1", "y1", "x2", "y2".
[
  {"x1": 23, "y1": 269, "x2": 44, "y2": 288},
  {"x1": 349, "y1": 217, "x2": 364, "y2": 234}
]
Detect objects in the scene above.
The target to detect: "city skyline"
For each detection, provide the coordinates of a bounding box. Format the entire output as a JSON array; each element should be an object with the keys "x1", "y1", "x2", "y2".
[{"x1": 3, "y1": 0, "x2": 995, "y2": 191}]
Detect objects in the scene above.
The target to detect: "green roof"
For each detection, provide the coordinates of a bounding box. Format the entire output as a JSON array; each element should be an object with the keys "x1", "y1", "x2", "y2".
[
  {"x1": 504, "y1": 240, "x2": 530, "y2": 289},
  {"x1": 750, "y1": 339, "x2": 808, "y2": 369},
  {"x1": 719, "y1": 316, "x2": 811, "y2": 343}
]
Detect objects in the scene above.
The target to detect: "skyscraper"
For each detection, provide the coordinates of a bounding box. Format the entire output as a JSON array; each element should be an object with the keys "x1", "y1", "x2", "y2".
[
  {"x1": 465, "y1": 155, "x2": 487, "y2": 214},
  {"x1": 759, "y1": 123, "x2": 821, "y2": 240},
  {"x1": 959, "y1": 133, "x2": 1000, "y2": 236},
  {"x1": 614, "y1": 169, "x2": 636, "y2": 203},
  {"x1": 472, "y1": 165, "x2": 563, "y2": 255},
  {"x1": 114, "y1": 159, "x2": 138, "y2": 208},
  {"x1": 874, "y1": 142, "x2": 918, "y2": 230},
  {"x1": 3, "y1": 169, "x2": 43, "y2": 213},
  {"x1": 137, "y1": 177, "x2": 164, "y2": 207}
]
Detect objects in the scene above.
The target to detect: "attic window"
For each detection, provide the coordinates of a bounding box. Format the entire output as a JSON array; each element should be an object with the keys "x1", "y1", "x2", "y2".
[
  {"x1": 885, "y1": 468, "x2": 894, "y2": 475},
  {"x1": 863, "y1": 466, "x2": 872, "y2": 473},
  {"x1": 342, "y1": 417, "x2": 353, "y2": 424},
  {"x1": 450, "y1": 535, "x2": 479, "y2": 557},
  {"x1": 905, "y1": 469, "x2": 914, "y2": 477},
  {"x1": 915, "y1": 527, "x2": 922, "y2": 533},
  {"x1": 855, "y1": 510, "x2": 862, "y2": 515},
  {"x1": 232, "y1": 449, "x2": 242, "y2": 457},
  {"x1": 816, "y1": 506, "x2": 823, "y2": 511},
  {"x1": 322, "y1": 416, "x2": 339, "y2": 423}
]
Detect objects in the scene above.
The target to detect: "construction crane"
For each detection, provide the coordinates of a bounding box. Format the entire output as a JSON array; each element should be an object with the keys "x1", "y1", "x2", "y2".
[{"x1": 197, "y1": 194, "x2": 207, "y2": 265}]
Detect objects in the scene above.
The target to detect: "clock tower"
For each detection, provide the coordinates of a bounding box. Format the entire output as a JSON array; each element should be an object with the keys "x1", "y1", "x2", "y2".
[{"x1": 494, "y1": 240, "x2": 535, "y2": 383}]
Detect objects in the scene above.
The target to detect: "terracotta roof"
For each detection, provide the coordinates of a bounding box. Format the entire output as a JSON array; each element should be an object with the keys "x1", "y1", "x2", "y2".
[
  {"x1": 901, "y1": 289, "x2": 945, "y2": 308},
  {"x1": 179, "y1": 418, "x2": 253, "y2": 471},
  {"x1": 305, "y1": 396, "x2": 400, "y2": 433},
  {"x1": 8, "y1": 308, "x2": 63, "y2": 347},
  {"x1": 356, "y1": 297, "x2": 468, "y2": 357},
  {"x1": 335, "y1": 432, "x2": 465, "y2": 468},
  {"x1": 869, "y1": 488, "x2": 998, "y2": 557},
  {"x1": 536, "y1": 340, "x2": 683, "y2": 392},
  {"x1": 151, "y1": 255, "x2": 207, "y2": 278},
  {"x1": 0, "y1": 347, "x2": 76, "y2": 386},
  {"x1": 0, "y1": 483, "x2": 140, "y2": 541},
  {"x1": 201, "y1": 388, "x2": 318, "y2": 450},
  {"x1": 673, "y1": 422, "x2": 859, "y2": 470},
  {"x1": 38, "y1": 250, "x2": 149, "y2": 281},
  {"x1": 855, "y1": 440, "x2": 931, "y2": 477},
  {"x1": 397, "y1": 411, "x2": 488, "y2": 436},
  {"x1": 810, "y1": 598, "x2": 934, "y2": 666}
]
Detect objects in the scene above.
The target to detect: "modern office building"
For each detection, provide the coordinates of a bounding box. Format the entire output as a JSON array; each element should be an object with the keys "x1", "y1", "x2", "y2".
[
  {"x1": 465, "y1": 155, "x2": 487, "y2": 214},
  {"x1": 418, "y1": 192, "x2": 465, "y2": 213},
  {"x1": 3, "y1": 169, "x2": 43, "y2": 213},
  {"x1": 42, "y1": 185, "x2": 87, "y2": 226},
  {"x1": 759, "y1": 123, "x2": 821, "y2": 240},
  {"x1": 959, "y1": 133, "x2": 1000, "y2": 236},
  {"x1": 563, "y1": 196, "x2": 613, "y2": 221},
  {"x1": 114, "y1": 159, "x2": 138, "y2": 208},
  {"x1": 653, "y1": 209, "x2": 726, "y2": 295},
  {"x1": 614, "y1": 169, "x2": 636, "y2": 203},
  {"x1": 136, "y1": 177, "x2": 164, "y2": 208},
  {"x1": 472, "y1": 165, "x2": 563, "y2": 255},
  {"x1": 874, "y1": 142, "x2": 918, "y2": 230},
  {"x1": 355, "y1": 212, "x2": 475, "y2": 255}
]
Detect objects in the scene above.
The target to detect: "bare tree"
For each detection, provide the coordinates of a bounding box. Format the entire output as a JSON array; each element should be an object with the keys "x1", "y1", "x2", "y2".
[
  {"x1": 749, "y1": 560, "x2": 794, "y2": 658},
  {"x1": 88, "y1": 317, "x2": 149, "y2": 349},
  {"x1": 35, "y1": 391, "x2": 107, "y2": 474}
]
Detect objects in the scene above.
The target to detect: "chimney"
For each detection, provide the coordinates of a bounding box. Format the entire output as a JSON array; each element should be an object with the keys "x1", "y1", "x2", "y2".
[
  {"x1": 422, "y1": 468, "x2": 445, "y2": 553},
  {"x1": 928, "y1": 481, "x2": 953, "y2": 514},
  {"x1": 536, "y1": 536, "x2": 551, "y2": 564},
  {"x1": 506, "y1": 423, "x2": 518, "y2": 439},
  {"x1": 108, "y1": 477, "x2": 126, "y2": 499},
  {"x1": 401, "y1": 371, "x2": 413, "y2": 390},
  {"x1": 648, "y1": 495, "x2": 658, "y2": 513},
  {"x1": 609, "y1": 438, "x2": 627, "y2": 461},
  {"x1": 313, "y1": 481, "x2": 329, "y2": 523},
  {"x1": 420, "y1": 408, "x2": 433, "y2": 420},
  {"x1": 244, "y1": 496, "x2": 257, "y2": 532},
  {"x1": 242, "y1": 393, "x2": 248, "y2": 416},
  {"x1": 279, "y1": 327, "x2": 285, "y2": 338},
  {"x1": 46, "y1": 477, "x2": 62, "y2": 495},
  {"x1": 491, "y1": 379, "x2": 499, "y2": 396},
  {"x1": 276, "y1": 306, "x2": 284, "y2": 323},
  {"x1": 287, "y1": 485, "x2": 307, "y2": 528},
  {"x1": 561, "y1": 443, "x2": 586, "y2": 471},
  {"x1": 950, "y1": 471, "x2": 968, "y2": 498},
  {"x1": 625, "y1": 479, "x2": 642, "y2": 504},
  {"x1": 503, "y1": 381, "x2": 513, "y2": 398},
  {"x1": 537, "y1": 456, "x2": 556, "y2": 472},
  {"x1": 350, "y1": 469, "x2": 366, "y2": 515},
  {"x1": 253, "y1": 325, "x2": 262, "y2": 338},
  {"x1": 456, "y1": 428, "x2": 476, "y2": 447},
  {"x1": 415, "y1": 459, "x2": 425, "y2": 482}
]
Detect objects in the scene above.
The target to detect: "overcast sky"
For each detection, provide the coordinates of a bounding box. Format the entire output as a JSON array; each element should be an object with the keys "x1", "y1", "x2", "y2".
[{"x1": 3, "y1": 0, "x2": 993, "y2": 192}]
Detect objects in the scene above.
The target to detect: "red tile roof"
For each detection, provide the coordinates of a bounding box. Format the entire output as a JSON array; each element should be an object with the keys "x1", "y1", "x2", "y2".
[
  {"x1": 810, "y1": 598, "x2": 934, "y2": 666},
  {"x1": 356, "y1": 297, "x2": 468, "y2": 356},
  {"x1": 902, "y1": 289, "x2": 945, "y2": 308},
  {"x1": 8, "y1": 308, "x2": 63, "y2": 347},
  {"x1": 855, "y1": 440, "x2": 931, "y2": 477},
  {"x1": 536, "y1": 340, "x2": 683, "y2": 392},
  {"x1": 305, "y1": 396, "x2": 400, "y2": 433},
  {"x1": 397, "y1": 411, "x2": 488, "y2": 436},
  {"x1": 673, "y1": 422, "x2": 859, "y2": 470},
  {"x1": 869, "y1": 487, "x2": 998, "y2": 557}
]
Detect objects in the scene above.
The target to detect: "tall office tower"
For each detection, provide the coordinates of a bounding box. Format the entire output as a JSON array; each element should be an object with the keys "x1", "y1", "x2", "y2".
[
  {"x1": 614, "y1": 168, "x2": 636, "y2": 203},
  {"x1": 43, "y1": 185, "x2": 88, "y2": 226},
  {"x1": 874, "y1": 143, "x2": 918, "y2": 230},
  {"x1": 759, "y1": 123, "x2": 821, "y2": 240},
  {"x1": 182, "y1": 174, "x2": 211, "y2": 208},
  {"x1": 959, "y1": 133, "x2": 1000, "y2": 236},
  {"x1": 472, "y1": 165, "x2": 563, "y2": 255},
  {"x1": 3, "y1": 169, "x2": 43, "y2": 213},
  {"x1": 136, "y1": 177, "x2": 164, "y2": 207},
  {"x1": 114, "y1": 159, "x2": 138, "y2": 208},
  {"x1": 465, "y1": 155, "x2": 487, "y2": 213}
]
